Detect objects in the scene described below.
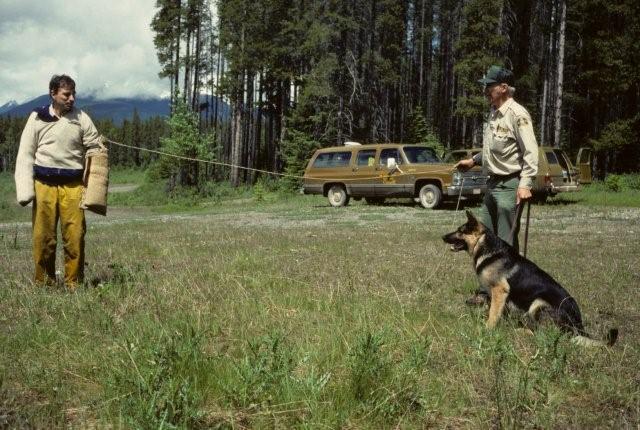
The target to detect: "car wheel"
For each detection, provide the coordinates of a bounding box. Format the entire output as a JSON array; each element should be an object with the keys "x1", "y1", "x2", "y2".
[
  {"x1": 327, "y1": 185, "x2": 350, "y2": 207},
  {"x1": 418, "y1": 184, "x2": 442, "y2": 209},
  {"x1": 533, "y1": 191, "x2": 548, "y2": 204},
  {"x1": 365, "y1": 197, "x2": 385, "y2": 205}
]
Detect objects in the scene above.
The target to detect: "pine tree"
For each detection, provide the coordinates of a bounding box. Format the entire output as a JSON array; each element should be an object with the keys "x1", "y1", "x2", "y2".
[
  {"x1": 454, "y1": 0, "x2": 505, "y2": 147},
  {"x1": 151, "y1": 0, "x2": 183, "y2": 110},
  {"x1": 159, "y1": 98, "x2": 214, "y2": 188},
  {"x1": 407, "y1": 106, "x2": 445, "y2": 156}
]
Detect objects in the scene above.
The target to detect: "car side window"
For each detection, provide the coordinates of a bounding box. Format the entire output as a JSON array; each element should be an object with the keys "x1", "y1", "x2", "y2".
[
  {"x1": 379, "y1": 148, "x2": 402, "y2": 166},
  {"x1": 545, "y1": 151, "x2": 559, "y2": 165},
  {"x1": 313, "y1": 151, "x2": 352, "y2": 168},
  {"x1": 553, "y1": 150, "x2": 571, "y2": 171},
  {"x1": 356, "y1": 149, "x2": 376, "y2": 166}
]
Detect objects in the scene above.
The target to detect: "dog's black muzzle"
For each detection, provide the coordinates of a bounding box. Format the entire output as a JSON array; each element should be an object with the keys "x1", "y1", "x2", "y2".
[{"x1": 442, "y1": 232, "x2": 467, "y2": 252}]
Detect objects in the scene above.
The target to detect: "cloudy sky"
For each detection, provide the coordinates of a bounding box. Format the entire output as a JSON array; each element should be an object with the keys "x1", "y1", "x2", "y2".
[{"x1": 0, "y1": 0, "x2": 168, "y2": 105}]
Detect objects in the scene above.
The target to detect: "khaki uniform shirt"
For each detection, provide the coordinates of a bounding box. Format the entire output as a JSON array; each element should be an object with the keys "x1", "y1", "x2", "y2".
[{"x1": 473, "y1": 98, "x2": 539, "y2": 189}]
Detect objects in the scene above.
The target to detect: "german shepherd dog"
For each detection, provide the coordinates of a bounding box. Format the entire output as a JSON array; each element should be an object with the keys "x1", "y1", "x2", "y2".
[{"x1": 442, "y1": 211, "x2": 618, "y2": 347}]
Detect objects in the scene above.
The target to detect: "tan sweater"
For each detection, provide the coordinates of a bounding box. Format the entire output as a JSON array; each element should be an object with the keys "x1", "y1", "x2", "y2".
[{"x1": 15, "y1": 105, "x2": 101, "y2": 205}]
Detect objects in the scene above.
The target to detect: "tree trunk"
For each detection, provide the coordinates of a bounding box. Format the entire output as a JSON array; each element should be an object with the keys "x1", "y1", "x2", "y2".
[
  {"x1": 553, "y1": 0, "x2": 566, "y2": 148},
  {"x1": 253, "y1": 71, "x2": 263, "y2": 182},
  {"x1": 540, "y1": 0, "x2": 556, "y2": 147},
  {"x1": 173, "y1": 0, "x2": 181, "y2": 112},
  {"x1": 230, "y1": 77, "x2": 244, "y2": 187},
  {"x1": 192, "y1": 13, "x2": 202, "y2": 114},
  {"x1": 183, "y1": 24, "x2": 191, "y2": 105}
]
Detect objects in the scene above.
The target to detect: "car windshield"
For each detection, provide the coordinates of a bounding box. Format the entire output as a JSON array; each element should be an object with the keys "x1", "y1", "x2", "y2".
[
  {"x1": 443, "y1": 152, "x2": 467, "y2": 163},
  {"x1": 403, "y1": 146, "x2": 441, "y2": 164},
  {"x1": 443, "y1": 150, "x2": 480, "y2": 163}
]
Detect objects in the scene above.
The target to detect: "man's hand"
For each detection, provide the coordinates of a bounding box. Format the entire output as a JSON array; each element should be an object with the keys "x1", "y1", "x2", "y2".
[
  {"x1": 516, "y1": 187, "x2": 532, "y2": 204},
  {"x1": 455, "y1": 158, "x2": 475, "y2": 172}
]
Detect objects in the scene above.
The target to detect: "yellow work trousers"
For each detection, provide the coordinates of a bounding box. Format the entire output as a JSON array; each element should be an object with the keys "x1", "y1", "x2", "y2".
[{"x1": 33, "y1": 179, "x2": 86, "y2": 288}]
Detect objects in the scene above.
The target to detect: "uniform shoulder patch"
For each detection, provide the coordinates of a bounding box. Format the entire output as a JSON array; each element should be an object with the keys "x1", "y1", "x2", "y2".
[{"x1": 517, "y1": 117, "x2": 529, "y2": 128}]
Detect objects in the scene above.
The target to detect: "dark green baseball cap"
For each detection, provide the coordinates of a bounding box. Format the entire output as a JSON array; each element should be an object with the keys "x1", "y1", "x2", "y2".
[{"x1": 478, "y1": 65, "x2": 514, "y2": 87}]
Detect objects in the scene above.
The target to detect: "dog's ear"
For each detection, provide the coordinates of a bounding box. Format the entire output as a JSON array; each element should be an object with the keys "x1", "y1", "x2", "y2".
[{"x1": 465, "y1": 210, "x2": 478, "y2": 226}]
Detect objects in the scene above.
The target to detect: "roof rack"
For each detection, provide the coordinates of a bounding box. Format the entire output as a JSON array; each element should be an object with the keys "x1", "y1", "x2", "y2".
[{"x1": 344, "y1": 141, "x2": 362, "y2": 146}]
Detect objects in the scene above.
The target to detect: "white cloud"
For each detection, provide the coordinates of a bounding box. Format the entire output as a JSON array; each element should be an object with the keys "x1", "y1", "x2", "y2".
[{"x1": 0, "y1": 0, "x2": 169, "y2": 104}]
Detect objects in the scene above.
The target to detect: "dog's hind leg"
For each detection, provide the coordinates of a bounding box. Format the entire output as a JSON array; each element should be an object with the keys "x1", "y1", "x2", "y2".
[
  {"x1": 486, "y1": 280, "x2": 510, "y2": 329},
  {"x1": 521, "y1": 298, "x2": 553, "y2": 329}
]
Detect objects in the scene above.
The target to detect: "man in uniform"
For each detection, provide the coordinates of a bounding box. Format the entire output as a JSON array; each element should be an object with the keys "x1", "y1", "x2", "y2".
[
  {"x1": 15, "y1": 74, "x2": 102, "y2": 290},
  {"x1": 455, "y1": 65, "x2": 539, "y2": 305}
]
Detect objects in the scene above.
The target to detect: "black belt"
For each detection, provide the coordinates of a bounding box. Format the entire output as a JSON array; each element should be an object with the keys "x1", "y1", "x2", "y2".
[
  {"x1": 489, "y1": 171, "x2": 521, "y2": 181},
  {"x1": 34, "y1": 165, "x2": 84, "y2": 185}
]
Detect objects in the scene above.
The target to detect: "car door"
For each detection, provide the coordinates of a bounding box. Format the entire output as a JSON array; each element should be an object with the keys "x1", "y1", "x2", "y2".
[
  {"x1": 576, "y1": 148, "x2": 592, "y2": 184},
  {"x1": 541, "y1": 149, "x2": 564, "y2": 188},
  {"x1": 349, "y1": 149, "x2": 378, "y2": 197},
  {"x1": 376, "y1": 148, "x2": 408, "y2": 197},
  {"x1": 554, "y1": 149, "x2": 578, "y2": 186}
]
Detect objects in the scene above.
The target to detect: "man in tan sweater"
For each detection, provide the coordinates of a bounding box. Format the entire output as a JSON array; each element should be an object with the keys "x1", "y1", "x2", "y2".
[{"x1": 15, "y1": 74, "x2": 101, "y2": 290}]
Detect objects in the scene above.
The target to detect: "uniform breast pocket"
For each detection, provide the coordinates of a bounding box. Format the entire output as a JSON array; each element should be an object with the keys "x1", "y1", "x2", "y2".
[{"x1": 490, "y1": 131, "x2": 510, "y2": 154}]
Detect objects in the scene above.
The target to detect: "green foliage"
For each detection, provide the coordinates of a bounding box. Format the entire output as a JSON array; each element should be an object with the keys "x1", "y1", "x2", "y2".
[
  {"x1": 0, "y1": 172, "x2": 26, "y2": 223},
  {"x1": 224, "y1": 332, "x2": 295, "y2": 408},
  {"x1": 602, "y1": 173, "x2": 640, "y2": 192},
  {"x1": 0, "y1": 116, "x2": 27, "y2": 173},
  {"x1": 624, "y1": 174, "x2": 640, "y2": 190},
  {"x1": 280, "y1": 129, "x2": 321, "y2": 191},
  {"x1": 348, "y1": 331, "x2": 391, "y2": 402},
  {"x1": 1, "y1": 198, "x2": 639, "y2": 427},
  {"x1": 158, "y1": 98, "x2": 215, "y2": 189},
  {"x1": 589, "y1": 117, "x2": 637, "y2": 151},
  {"x1": 454, "y1": 0, "x2": 505, "y2": 121},
  {"x1": 604, "y1": 174, "x2": 623, "y2": 192},
  {"x1": 251, "y1": 177, "x2": 282, "y2": 202},
  {"x1": 106, "y1": 325, "x2": 208, "y2": 429},
  {"x1": 407, "y1": 106, "x2": 445, "y2": 156},
  {"x1": 151, "y1": 0, "x2": 182, "y2": 80}
]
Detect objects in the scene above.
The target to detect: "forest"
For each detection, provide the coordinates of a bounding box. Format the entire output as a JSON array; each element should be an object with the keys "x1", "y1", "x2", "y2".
[{"x1": 1, "y1": 0, "x2": 638, "y2": 186}]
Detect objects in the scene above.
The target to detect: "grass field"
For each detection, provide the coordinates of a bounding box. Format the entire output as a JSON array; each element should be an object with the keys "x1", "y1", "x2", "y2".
[{"x1": 1, "y1": 171, "x2": 639, "y2": 428}]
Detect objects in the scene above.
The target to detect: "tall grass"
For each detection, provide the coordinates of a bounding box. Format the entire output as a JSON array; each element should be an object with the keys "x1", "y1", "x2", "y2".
[
  {"x1": 1, "y1": 172, "x2": 639, "y2": 427},
  {"x1": 555, "y1": 174, "x2": 640, "y2": 207},
  {"x1": 0, "y1": 198, "x2": 640, "y2": 428}
]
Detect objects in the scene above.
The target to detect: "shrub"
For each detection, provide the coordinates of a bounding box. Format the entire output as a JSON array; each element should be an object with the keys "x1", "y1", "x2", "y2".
[
  {"x1": 280, "y1": 130, "x2": 321, "y2": 191},
  {"x1": 224, "y1": 332, "x2": 295, "y2": 408},
  {"x1": 106, "y1": 325, "x2": 208, "y2": 429},
  {"x1": 604, "y1": 174, "x2": 622, "y2": 192},
  {"x1": 623, "y1": 174, "x2": 640, "y2": 191}
]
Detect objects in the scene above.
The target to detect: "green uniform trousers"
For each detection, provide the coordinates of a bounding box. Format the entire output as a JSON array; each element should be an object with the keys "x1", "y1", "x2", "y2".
[
  {"x1": 479, "y1": 175, "x2": 521, "y2": 252},
  {"x1": 33, "y1": 179, "x2": 86, "y2": 289}
]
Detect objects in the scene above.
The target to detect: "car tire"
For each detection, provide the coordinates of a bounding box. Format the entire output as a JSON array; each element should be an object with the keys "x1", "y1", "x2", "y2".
[
  {"x1": 365, "y1": 197, "x2": 385, "y2": 205},
  {"x1": 327, "y1": 184, "x2": 350, "y2": 207},
  {"x1": 533, "y1": 191, "x2": 548, "y2": 204},
  {"x1": 418, "y1": 184, "x2": 442, "y2": 209}
]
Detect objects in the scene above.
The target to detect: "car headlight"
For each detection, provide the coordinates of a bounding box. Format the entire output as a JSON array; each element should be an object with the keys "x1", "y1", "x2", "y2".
[{"x1": 452, "y1": 171, "x2": 463, "y2": 186}]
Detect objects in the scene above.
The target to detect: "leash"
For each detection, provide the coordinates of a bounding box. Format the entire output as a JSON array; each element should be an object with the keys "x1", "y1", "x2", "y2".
[
  {"x1": 105, "y1": 139, "x2": 458, "y2": 183},
  {"x1": 523, "y1": 199, "x2": 531, "y2": 258},
  {"x1": 509, "y1": 199, "x2": 532, "y2": 257}
]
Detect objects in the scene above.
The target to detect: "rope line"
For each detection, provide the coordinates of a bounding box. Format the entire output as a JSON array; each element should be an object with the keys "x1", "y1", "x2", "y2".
[
  {"x1": 106, "y1": 137, "x2": 471, "y2": 286},
  {"x1": 105, "y1": 139, "x2": 462, "y2": 183}
]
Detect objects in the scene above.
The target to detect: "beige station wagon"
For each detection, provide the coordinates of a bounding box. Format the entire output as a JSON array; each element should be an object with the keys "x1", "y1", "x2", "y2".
[
  {"x1": 302, "y1": 143, "x2": 481, "y2": 208},
  {"x1": 534, "y1": 146, "x2": 593, "y2": 200}
]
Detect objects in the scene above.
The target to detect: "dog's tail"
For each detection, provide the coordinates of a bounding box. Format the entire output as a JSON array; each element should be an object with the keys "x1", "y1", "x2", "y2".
[{"x1": 572, "y1": 328, "x2": 618, "y2": 347}]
